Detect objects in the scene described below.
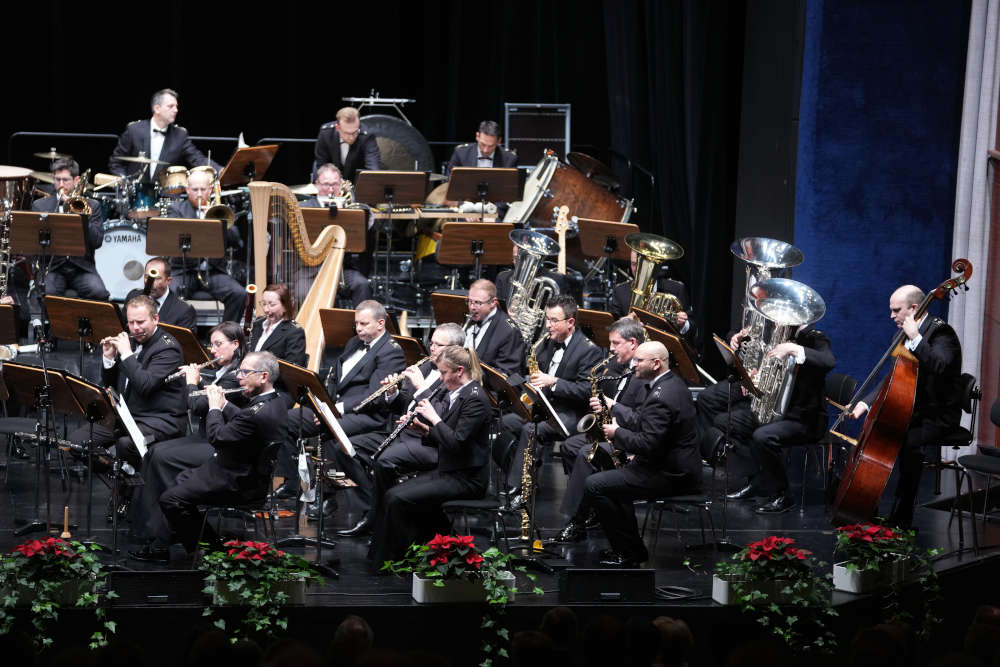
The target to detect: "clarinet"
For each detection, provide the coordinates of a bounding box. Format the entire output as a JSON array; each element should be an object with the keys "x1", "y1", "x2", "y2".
[{"x1": 372, "y1": 386, "x2": 446, "y2": 460}]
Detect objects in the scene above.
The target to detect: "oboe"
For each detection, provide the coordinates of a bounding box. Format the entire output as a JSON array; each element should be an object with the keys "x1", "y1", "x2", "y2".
[
  {"x1": 187, "y1": 387, "x2": 246, "y2": 398},
  {"x1": 163, "y1": 357, "x2": 223, "y2": 383}
]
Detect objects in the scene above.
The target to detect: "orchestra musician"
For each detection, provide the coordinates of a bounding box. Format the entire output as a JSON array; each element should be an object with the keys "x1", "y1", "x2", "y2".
[
  {"x1": 444, "y1": 120, "x2": 517, "y2": 175},
  {"x1": 609, "y1": 250, "x2": 699, "y2": 350},
  {"x1": 371, "y1": 324, "x2": 467, "y2": 522},
  {"x1": 29, "y1": 158, "x2": 109, "y2": 304},
  {"x1": 503, "y1": 295, "x2": 605, "y2": 498},
  {"x1": 464, "y1": 279, "x2": 525, "y2": 376},
  {"x1": 109, "y1": 88, "x2": 219, "y2": 181},
  {"x1": 549, "y1": 317, "x2": 647, "y2": 543},
  {"x1": 125, "y1": 257, "x2": 197, "y2": 331},
  {"x1": 313, "y1": 106, "x2": 380, "y2": 182},
  {"x1": 158, "y1": 351, "x2": 287, "y2": 553},
  {"x1": 165, "y1": 169, "x2": 245, "y2": 323},
  {"x1": 129, "y1": 321, "x2": 247, "y2": 563},
  {"x1": 280, "y1": 300, "x2": 406, "y2": 533},
  {"x1": 583, "y1": 341, "x2": 702, "y2": 568},
  {"x1": 299, "y1": 163, "x2": 372, "y2": 307},
  {"x1": 696, "y1": 322, "x2": 834, "y2": 515},
  {"x1": 849, "y1": 284, "x2": 963, "y2": 529},
  {"x1": 247, "y1": 283, "x2": 307, "y2": 367},
  {"x1": 369, "y1": 346, "x2": 493, "y2": 565}
]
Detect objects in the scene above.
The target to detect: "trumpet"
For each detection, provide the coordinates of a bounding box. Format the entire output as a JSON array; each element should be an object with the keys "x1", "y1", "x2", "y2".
[
  {"x1": 163, "y1": 357, "x2": 223, "y2": 383},
  {"x1": 187, "y1": 387, "x2": 246, "y2": 398},
  {"x1": 352, "y1": 356, "x2": 431, "y2": 413}
]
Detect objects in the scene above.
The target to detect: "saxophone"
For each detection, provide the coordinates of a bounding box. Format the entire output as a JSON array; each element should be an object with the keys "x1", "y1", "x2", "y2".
[
  {"x1": 520, "y1": 332, "x2": 549, "y2": 410},
  {"x1": 577, "y1": 354, "x2": 633, "y2": 470}
]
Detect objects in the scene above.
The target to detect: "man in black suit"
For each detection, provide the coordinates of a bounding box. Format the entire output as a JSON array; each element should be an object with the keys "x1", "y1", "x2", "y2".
[
  {"x1": 370, "y1": 346, "x2": 493, "y2": 564},
  {"x1": 283, "y1": 300, "x2": 406, "y2": 532},
  {"x1": 609, "y1": 251, "x2": 699, "y2": 350},
  {"x1": 299, "y1": 163, "x2": 371, "y2": 307},
  {"x1": 697, "y1": 322, "x2": 835, "y2": 514},
  {"x1": 159, "y1": 351, "x2": 287, "y2": 552},
  {"x1": 29, "y1": 158, "x2": 108, "y2": 305},
  {"x1": 465, "y1": 279, "x2": 525, "y2": 376},
  {"x1": 109, "y1": 89, "x2": 219, "y2": 181},
  {"x1": 125, "y1": 257, "x2": 197, "y2": 331},
  {"x1": 850, "y1": 284, "x2": 963, "y2": 528},
  {"x1": 69, "y1": 295, "x2": 186, "y2": 470},
  {"x1": 313, "y1": 106, "x2": 381, "y2": 182},
  {"x1": 584, "y1": 341, "x2": 703, "y2": 567},
  {"x1": 165, "y1": 169, "x2": 245, "y2": 323},
  {"x1": 505, "y1": 295, "x2": 605, "y2": 491},
  {"x1": 550, "y1": 318, "x2": 646, "y2": 542},
  {"x1": 444, "y1": 120, "x2": 518, "y2": 175}
]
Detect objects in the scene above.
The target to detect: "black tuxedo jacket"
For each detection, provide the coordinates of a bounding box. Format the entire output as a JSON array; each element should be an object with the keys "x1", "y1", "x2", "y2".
[
  {"x1": 778, "y1": 327, "x2": 836, "y2": 435},
  {"x1": 249, "y1": 318, "x2": 307, "y2": 367},
  {"x1": 425, "y1": 380, "x2": 492, "y2": 473},
  {"x1": 328, "y1": 333, "x2": 407, "y2": 414},
  {"x1": 444, "y1": 143, "x2": 518, "y2": 176},
  {"x1": 610, "y1": 276, "x2": 699, "y2": 348},
  {"x1": 313, "y1": 124, "x2": 381, "y2": 182},
  {"x1": 184, "y1": 365, "x2": 248, "y2": 437},
  {"x1": 30, "y1": 195, "x2": 105, "y2": 271},
  {"x1": 203, "y1": 391, "x2": 288, "y2": 494},
  {"x1": 535, "y1": 330, "x2": 605, "y2": 425},
  {"x1": 613, "y1": 371, "x2": 702, "y2": 481},
  {"x1": 109, "y1": 120, "x2": 219, "y2": 180},
  {"x1": 472, "y1": 309, "x2": 525, "y2": 376},
  {"x1": 602, "y1": 360, "x2": 646, "y2": 413},
  {"x1": 125, "y1": 289, "x2": 197, "y2": 331},
  {"x1": 103, "y1": 326, "x2": 186, "y2": 438}
]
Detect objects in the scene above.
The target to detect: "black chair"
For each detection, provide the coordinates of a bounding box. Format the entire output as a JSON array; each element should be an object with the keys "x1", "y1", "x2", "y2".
[
  {"x1": 953, "y1": 396, "x2": 1000, "y2": 554},
  {"x1": 192, "y1": 441, "x2": 283, "y2": 566},
  {"x1": 639, "y1": 490, "x2": 716, "y2": 552},
  {"x1": 924, "y1": 373, "x2": 981, "y2": 495}
]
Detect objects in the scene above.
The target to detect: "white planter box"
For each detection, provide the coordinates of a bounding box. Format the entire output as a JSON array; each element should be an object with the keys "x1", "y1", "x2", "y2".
[
  {"x1": 213, "y1": 578, "x2": 306, "y2": 606},
  {"x1": 833, "y1": 558, "x2": 906, "y2": 594},
  {"x1": 712, "y1": 575, "x2": 799, "y2": 606},
  {"x1": 411, "y1": 571, "x2": 516, "y2": 604}
]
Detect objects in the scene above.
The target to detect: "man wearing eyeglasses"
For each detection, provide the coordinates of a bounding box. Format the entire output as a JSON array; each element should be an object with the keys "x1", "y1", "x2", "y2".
[
  {"x1": 465, "y1": 279, "x2": 524, "y2": 376},
  {"x1": 159, "y1": 351, "x2": 287, "y2": 553},
  {"x1": 313, "y1": 106, "x2": 381, "y2": 182}
]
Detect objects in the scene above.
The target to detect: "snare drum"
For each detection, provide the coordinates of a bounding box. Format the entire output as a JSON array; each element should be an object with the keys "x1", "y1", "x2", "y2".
[
  {"x1": 0, "y1": 165, "x2": 34, "y2": 216},
  {"x1": 504, "y1": 153, "x2": 632, "y2": 227},
  {"x1": 94, "y1": 220, "x2": 154, "y2": 300},
  {"x1": 159, "y1": 166, "x2": 188, "y2": 195},
  {"x1": 128, "y1": 180, "x2": 159, "y2": 221}
]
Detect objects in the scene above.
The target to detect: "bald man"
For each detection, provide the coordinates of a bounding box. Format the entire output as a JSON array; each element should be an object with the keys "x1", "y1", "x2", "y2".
[
  {"x1": 582, "y1": 341, "x2": 702, "y2": 567},
  {"x1": 851, "y1": 284, "x2": 963, "y2": 529}
]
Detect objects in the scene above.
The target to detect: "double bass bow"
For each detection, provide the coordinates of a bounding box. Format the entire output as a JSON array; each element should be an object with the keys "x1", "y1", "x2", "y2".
[{"x1": 830, "y1": 258, "x2": 972, "y2": 525}]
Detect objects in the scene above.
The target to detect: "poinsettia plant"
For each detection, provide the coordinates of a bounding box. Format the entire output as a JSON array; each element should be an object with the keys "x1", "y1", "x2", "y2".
[
  {"x1": 834, "y1": 522, "x2": 914, "y2": 572},
  {"x1": 200, "y1": 540, "x2": 322, "y2": 642},
  {"x1": 0, "y1": 537, "x2": 117, "y2": 650}
]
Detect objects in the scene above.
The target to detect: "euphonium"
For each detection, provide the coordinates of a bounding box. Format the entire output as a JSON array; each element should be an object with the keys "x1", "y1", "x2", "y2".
[
  {"x1": 506, "y1": 229, "x2": 561, "y2": 344},
  {"x1": 65, "y1": 169, "x2": 92, "y2": 216},
  {"x1": 745, "y1": 277, "x2": 826, "y2": 424},
  {"x1": 624, "y1": 232, "x2": 684, "y2": 324}
]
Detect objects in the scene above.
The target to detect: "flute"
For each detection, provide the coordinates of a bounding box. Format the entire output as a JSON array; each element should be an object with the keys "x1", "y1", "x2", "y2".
[
  {"x1": 163, "y1": 357, "x2": 223, "y2": 383},
  {"x1": 352, "y1": 356, "x2": 431, "y2": 412},
  {"x1": 188, "y1": 387, "x2": 246, "y2": 397}
]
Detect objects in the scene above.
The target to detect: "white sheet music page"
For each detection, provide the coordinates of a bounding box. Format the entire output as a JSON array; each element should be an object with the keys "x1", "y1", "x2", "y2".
[
  {"x1": 310, "y1": 391, "x2": 355, "y2": 457},
  {"x1": 112, "y1": 393, "x2": 147, "y2": 458}
]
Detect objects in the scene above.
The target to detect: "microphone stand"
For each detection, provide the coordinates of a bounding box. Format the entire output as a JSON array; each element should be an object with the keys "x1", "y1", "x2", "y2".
[{"x1": 14, "y1": 323, "x2": 56, "y2": 536}]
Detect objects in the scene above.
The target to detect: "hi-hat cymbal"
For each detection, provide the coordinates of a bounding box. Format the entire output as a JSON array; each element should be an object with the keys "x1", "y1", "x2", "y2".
[
  {"x1": 34, "y1": 149, "x2": 72, "y2": 160},
  {"x1": 30, "y1": 170, "x2": 55, "y2": 184},
  {"x1": 117, "y1": 155, "x2": 168, "y2": 165},
  {"x1": 290, "y1": 183, "x2": 317, "y2": 196}
]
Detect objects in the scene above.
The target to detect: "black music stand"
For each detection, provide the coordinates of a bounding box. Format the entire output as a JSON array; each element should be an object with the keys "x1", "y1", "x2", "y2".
[
  {"x1": 576, "y1": 218, "x2": 640, "y2": 307},
  {"x1": 353, "y1": 170, "x2": 429, "y2": 309},
  {"x1": 391, "y1": 335, "x2": 427, "y2": 367},
  {"x1": 431, "y1": 292, "x2": 469, "y2": 327},
  {"x1": 0, "y1": 305, "x2": 18, "y2": 346},
  {"x1": 160, "y1": 323, "x2": 213, "y2": 366},
  {"x1": 644, "y1": 325, "x2": 701, "y2": 386},
  {"x1": 146, "y1": 217, "x2": 225, "y2": 299},
  {"x1": 219, "y1": 145, "x2": 279, "y2": 187},
  {"x1": 301, "y1": 207, "x2": 368, "y2": 253},
  {"x1": 576, "y1": 308, "x2": 615, "y2": 349},
  {"x1": 318, "y1": 308, "x2": 358, "y2": 350},
  {"x1": 446, "y1": 167, "x2": 520, "y2": 222},
  {"x1": 65, "y1": 374, "x2": 116, "y2": 546},
  {"x1": 438, "y1": 222, "x2": 515, "y2": 280},
  {"x1": 44, "y1": 296, "x2": 124, "y2": 379}
]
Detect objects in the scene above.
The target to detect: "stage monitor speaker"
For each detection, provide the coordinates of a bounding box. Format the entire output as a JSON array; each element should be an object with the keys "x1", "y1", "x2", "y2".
[
  {"x1": 558, "y1": 567, "x2": 655, "y2": 603},
  {"x1": 109, "y1": 570, "x2": 207, "y2": 606},
  {"x1": 504, "y1": 103, "x2": 571, "y2": 168}
]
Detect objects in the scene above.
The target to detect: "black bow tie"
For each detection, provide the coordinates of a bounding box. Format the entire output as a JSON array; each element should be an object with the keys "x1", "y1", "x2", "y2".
[
  {"x1": 553, "y1": 342, "x2": 566, "y2": 351},
  {"x1": 362, "y1": 342, "x2": 371, "y2": 352},
  {"x1": 153, "y1": 127, "x2": 167, "y2": 135}
]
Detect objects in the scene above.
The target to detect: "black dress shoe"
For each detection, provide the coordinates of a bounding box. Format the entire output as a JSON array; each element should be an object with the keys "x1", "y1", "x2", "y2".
[
  {"x1": 599, "y1": 552, "x2": 643, "y2": 568},
  {"x1": 305, "y1": 498, "x2": 338, "y2": 522},
  {"x1": 547, "y1": 521, "x2": 586, "y2": 543},
  {"x1": 336, "y1": 514, "x2": 372, "y2": 537},
  {"x1": 726, "y1": 483, "x2": 755, "y2": 500},
  {"x1": 128, "y1": 545, "x2": 169, "y2": 563},
  {"x1": 754, "y1": 495, "x2": 795, "y2": 514},
  {"x1": 273, "y1": 480, "x2": 299, "y2": 500},
  {"x1": 583, "y1": 509, "x2": 600, "y2": 530}
]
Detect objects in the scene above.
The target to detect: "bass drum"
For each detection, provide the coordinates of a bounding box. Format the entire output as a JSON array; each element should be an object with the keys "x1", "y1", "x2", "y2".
[
  {"x1": 504, "y1": 153, "x2": 632, "y2": 227},
  {"x1": 95, "y1": 221, "x2": 154, "y2": 300},
  {"x1": 361, "y1": 114, "x2": 436, "y2": 173}
]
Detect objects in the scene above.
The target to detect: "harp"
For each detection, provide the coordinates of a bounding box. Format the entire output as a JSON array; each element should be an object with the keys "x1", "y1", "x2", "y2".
[{"x1": 249, "y1": 182, "x2": 346, "y2": 371}]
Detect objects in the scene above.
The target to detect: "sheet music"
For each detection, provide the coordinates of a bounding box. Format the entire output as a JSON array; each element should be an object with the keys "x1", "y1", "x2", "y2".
[
  {"x1": 533, "y1": 384, "x2": 571, "y2": 438},
  {"x1": 310, "y1": 391, "x2": 355, "y2": 457},
  {"x1": 112, "y1": 392, "x2": 147, "y2": 458}
]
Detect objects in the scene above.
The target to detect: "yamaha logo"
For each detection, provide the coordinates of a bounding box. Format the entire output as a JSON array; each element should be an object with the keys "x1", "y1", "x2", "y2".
[{"x1": 105, "y1": 233, "x2": 143, "y2": 243}]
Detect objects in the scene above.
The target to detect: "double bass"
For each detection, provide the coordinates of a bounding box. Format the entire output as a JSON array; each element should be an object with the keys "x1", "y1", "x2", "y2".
[{"x1": 830, "y1": 258, "x2": 972, "y2": 525}]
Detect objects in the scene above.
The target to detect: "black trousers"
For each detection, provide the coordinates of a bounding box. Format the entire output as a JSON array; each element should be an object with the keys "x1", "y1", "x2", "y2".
[
  {"x1": 172, "y1": 270, "x2": 245, "y2": 324},
  {"x1": 372, "y1": 431, "x2": 439, "y2": 522},
  {"x1": 132, "y1": 436, "x2": 213, "y2": 545},
  {"x1": 159, "y1": 464, "x2": 261, "y2": 552},
  {"x1": 45, "y1": 264, "x2": 110, "y2": 303},
  {"x1": 891, "y1": 418, "x2": 956, "y2": 527},
  {"x1": 68, "y1": 420, "x2": 180, "y2": 471},
  {"x1": 559, "y1": 440, "x2": 612, "y2": 519}
]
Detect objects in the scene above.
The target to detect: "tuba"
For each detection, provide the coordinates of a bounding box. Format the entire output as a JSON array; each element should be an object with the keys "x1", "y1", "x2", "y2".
[
  {"x1": 625, "y1": 232, "x2": 685, "y2": 324},
  {"x1": 745, "y1": 277, "x2": 826, "y2": 424},
  {"x1": 506, "y1": 229, "x2": 561, "y2": 344}
]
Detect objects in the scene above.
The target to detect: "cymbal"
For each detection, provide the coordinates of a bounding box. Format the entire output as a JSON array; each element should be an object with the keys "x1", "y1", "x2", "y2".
[
  {"x1": 290, "y1": 183, "x2": 317, "y2": 196},
  {"x1": 428, "y1": 172, "x2": 447, "y2": 183},
  {"x1": 34, "y1": 149, "x2": 71, "y2": 160},
  {"x1": 567, "y1": 152, "x2": 619, "y2": 190},
  {"x1": 117, "y1": 155, "x2": 168, "y2": 165},
  {"x1": 30, "y1": 170, "x2": 55, "y2": 184}
]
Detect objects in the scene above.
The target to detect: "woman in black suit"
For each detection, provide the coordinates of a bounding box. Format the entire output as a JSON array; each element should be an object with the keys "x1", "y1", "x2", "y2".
[{"x1": 248, "y1": 283, "x2": 307, "y2": 367}]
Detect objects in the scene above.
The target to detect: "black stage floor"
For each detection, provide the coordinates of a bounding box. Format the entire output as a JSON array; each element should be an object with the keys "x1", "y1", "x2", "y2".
[{"x1": 2, "y1": 351, "x2": 999, "y2": 664}]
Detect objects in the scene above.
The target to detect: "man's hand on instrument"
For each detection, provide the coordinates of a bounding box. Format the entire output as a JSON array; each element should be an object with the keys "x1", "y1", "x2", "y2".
[
  {"x1": 902, "y1": 313, "x2": 920, "y2": 340},
  {"x1": 205, "y1": 384, "x2": 227, "y2": 411},
  {"x1": 414, "y1": 398, "x2": 441, "y2": 427},
  {"x1": 112, "y1": 332, "x2": 133, "y2": 359},
  {"x1": 403, "y1": 365, "x2": 426, "y2": 391},
  {"x1": 850, "y1": 401, "x2": 869, "y2": 420},
  {"x1": 589, "y1": 395, "x2": 614, "y2": 413},
  {"x1": 183, "y1": 363, "x2": 203, "y2": 385},
  {"x1": 530, "y1": 371, "x2": 557, "y2": 388},
  {"x1": 382, "y1": 372, "x2": 402, "y2": 399},
  {"x1": 675, "y1": 311, "x2": 688, "y2": 327},
  {"x1": 730, "y1": 328, "x2": 749, "y2": 350},
  {"x1": 102, "y1": 337, "x2": 117, "y2": 360},
  {"x1": 767, "y1": 342, "x2": 803, "y2": 361},
  {"x1": 601, "y1": 417, "x2": 619, "y2": 440}
]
